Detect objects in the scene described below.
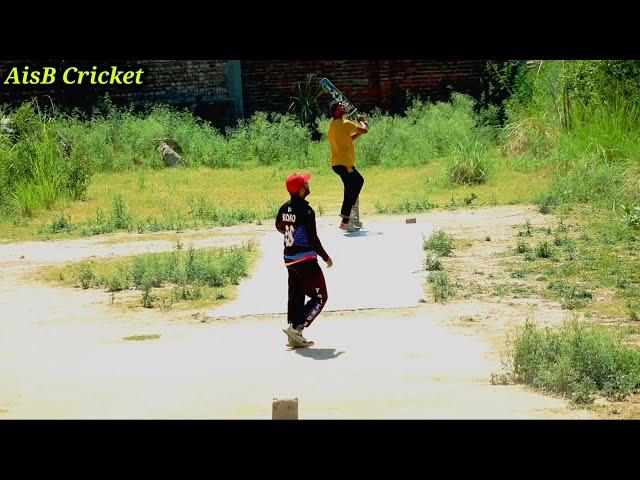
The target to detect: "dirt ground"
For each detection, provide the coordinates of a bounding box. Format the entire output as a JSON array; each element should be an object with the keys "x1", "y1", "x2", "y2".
[{"x1": 0, "y1": 205, "x2": 626, "y2": 419}]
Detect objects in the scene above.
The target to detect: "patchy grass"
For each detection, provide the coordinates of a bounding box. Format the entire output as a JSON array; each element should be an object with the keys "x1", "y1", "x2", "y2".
[
  {"x1": 492, "y1": 283, "x2": 537, "y2": 299},
  {"x1": 516, "y1": 239, "x2": 530, "y2": 254},
  {"x1": 547, "y1": 280, "x2": 594, "y2": 310},
  {"x1": 506, "y1": 318, "x2": 640, "y2": 404},
  {"x1": 40, "y1": 241, "x2": 257, "y2": 309},
  {"x1": 516, "y1": 219, "x2": 533, "y2": 237},
  {"x1": 447, "y1": 138, "x2": 490, "y2": 185},
  {"x1": 535, "y1": 240, "x2": 554, "y2": 259},
  {"x1": 423, "y1": 230, "x2": 455, "y2": 257},
  {"x1": 453, "y1": 238, "x2": 473, "y2": 250},
  {"x1": 375, "y1": 197, "x2": 437, "y2": 214},
  {"x1": 509, "y1": 268, "x2": 530, "y2": 279},
  {"x1": 424, "y1": 253, "x2": 443, "y2": 271},
  {"x1": 429, "y1": 271, "x2": 454, "y2": 303},
  {"x1": 123, "y1": 334, "x2": 161, "y2": 341},
  {"x1": 505, "y1": 206, "x2": 639, "y2": 317},
  {"x1": 0, "y1": 160, "x2": 550, "y2": 242}
]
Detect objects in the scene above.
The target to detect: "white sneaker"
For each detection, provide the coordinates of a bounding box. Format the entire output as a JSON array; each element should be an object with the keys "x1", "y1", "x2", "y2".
[
  {"x1": 348, "y1": 210, "x2": 362, "y2": 231},
  {"x1": 346, "y1": 219, "x2": 360, "y2": 232},
  {"x1": 283, "y1": 325, "x2": 310, "y2": 348}
]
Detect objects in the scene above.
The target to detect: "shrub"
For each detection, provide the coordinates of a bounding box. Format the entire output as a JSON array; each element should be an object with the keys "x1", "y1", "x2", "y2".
[
  {"x1": 511, "y1": 319, "x2": 640, "y2": 403},
  {"x1": 429, "y1": 271, "x2": 454, "y2": 303},
  {"x1": 423, "y1": 230, "x2": 454, "y2": 257}
]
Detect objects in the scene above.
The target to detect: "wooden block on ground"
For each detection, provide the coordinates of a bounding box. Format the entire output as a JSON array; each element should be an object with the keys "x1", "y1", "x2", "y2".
[
  {"x1": 272, "y1": 397, "x2": 299, "y2": 420},
  {"x1": 405, "y1": 218, "x2": 416, "y2": 224}
]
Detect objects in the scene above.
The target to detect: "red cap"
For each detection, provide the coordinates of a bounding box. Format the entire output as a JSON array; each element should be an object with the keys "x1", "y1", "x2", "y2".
[{"x1": 285, "y1": 172, "x2": 312, "y2": 195}]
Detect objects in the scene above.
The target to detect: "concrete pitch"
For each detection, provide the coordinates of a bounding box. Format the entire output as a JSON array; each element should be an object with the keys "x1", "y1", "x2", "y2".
[{"x1": 208, "y1": 217, "x2": 434, "y2": 318}]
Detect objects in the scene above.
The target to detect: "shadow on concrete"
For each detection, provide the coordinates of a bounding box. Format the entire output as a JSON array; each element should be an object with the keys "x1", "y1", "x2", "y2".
[
  {"x1": 342, "y1": 230, "x2": 384, "y2": 238},
  {"x1": 294, "y1": 348, "x2": 346, "y2": 360}
]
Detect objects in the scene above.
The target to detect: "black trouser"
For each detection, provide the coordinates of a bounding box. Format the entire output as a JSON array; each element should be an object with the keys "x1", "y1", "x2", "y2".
[
  {"x1": 287, "y1": 260, "x2": 328, "y2": 330},
  {"x1": 332, "y1": 165, "x2": 364, "y2": 220}
]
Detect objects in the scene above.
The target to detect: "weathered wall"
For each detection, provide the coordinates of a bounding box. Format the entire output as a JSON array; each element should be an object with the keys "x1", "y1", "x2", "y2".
[
  {"x1": 0, "y1": 59, "x2": 489, "y2": 126},
  {"x1": 241, "y1": 60, "x2": 488, "y2": 115}
]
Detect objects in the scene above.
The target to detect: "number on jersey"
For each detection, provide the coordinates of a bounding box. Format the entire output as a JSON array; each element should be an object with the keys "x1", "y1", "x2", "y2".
[{"x1": 284, "y1": 225, "x2": 295, "y2": 247}]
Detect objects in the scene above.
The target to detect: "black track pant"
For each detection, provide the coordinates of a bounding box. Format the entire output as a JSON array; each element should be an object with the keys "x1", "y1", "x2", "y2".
[
  {"x1": 287, "y1": 260, "x2": 328, "y2": 330},
  {"x1": 332, "y1": 165, "x2": 364, "y2": 220}
]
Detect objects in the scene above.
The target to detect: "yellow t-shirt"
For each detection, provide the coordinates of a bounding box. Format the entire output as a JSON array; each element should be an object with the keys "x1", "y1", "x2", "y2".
[{"x1": 328, "y1": 118, "x2": 359, "y2": 168}]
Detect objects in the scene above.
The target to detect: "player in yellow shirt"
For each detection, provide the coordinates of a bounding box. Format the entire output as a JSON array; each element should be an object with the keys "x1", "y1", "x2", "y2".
[{"x1": 327, "y1": 101, "x2": 369, "y2": 231}]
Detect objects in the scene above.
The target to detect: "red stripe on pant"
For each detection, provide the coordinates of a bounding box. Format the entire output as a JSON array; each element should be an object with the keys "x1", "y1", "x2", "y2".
[{"x1": 287, "y1": 260, "x2": 328, "y2": 330}]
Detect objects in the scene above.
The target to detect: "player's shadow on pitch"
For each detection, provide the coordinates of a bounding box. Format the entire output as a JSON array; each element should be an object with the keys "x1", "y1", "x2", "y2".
[
  {"x1": 294, "y1": 348, "x2": 346, "y2": 360},
  {"x1": 342, "y1": 230, "x2": 383, "y2": 238}
]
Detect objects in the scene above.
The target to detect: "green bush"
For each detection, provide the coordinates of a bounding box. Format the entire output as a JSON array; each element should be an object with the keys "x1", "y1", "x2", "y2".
[
  {"x1": 501, "y1": 60, "x2": 640, "y2": 209},
  {"x1": 535, "y1": 241, "x2": 553, "y2": 259},
  {"x1": 219, "y1": 112, "x2": 312, "y2": 167},
  {"x1": 516, "y1": 239, "x2": 529, "y2": 254},
  {"x1": 423, "y1": 230, "x2": 454, "y2": 257},
  {"x1": 71, "y1": 242, "x2": 253, "y2": 307},
  {"x1": 110, "y1": 195, "x2": 134, "y2": 230},
  {"x1": 0, "y1": 100, "x2": 93, "y2": 217},
  {"x1": 429, "y1": 271, "x2": 454, "y2": 303},
  {"x1": 512, "y1": 319, "x2": 640, "y2": 403},
  {"x1": 127, "y1": 244, "x2": 252, "y2": 291},
  {"x1": 1, "y1": 92, "x2": 499, "y2": 220},
  {"x1": 339, "y1": 93, "x2": 495, "y2": 168},
  {"x1": 78, "y1": 264, "x2": 96, "y2": 289},
  {"x1": 424, "y1": 253, "x2": 443, "y2": 271},
  {"x1": 106, "y1": 267, "x2": 129, "y2": 292},
  {"x1": 41, "y1": 212, "x2": 73, "y2": 234},
  {"x1": 173, "y1": 284, "x2": 203, "y2": 301},
  {"x1": 547, "y1": 281, "x2": 593, "y2": 309},
  {"x1": 619, "y1": 203, "x2": 640, "y2": 229},
  {"x1": 447, "y1": 137, "x2": 490, "y2": 185}
]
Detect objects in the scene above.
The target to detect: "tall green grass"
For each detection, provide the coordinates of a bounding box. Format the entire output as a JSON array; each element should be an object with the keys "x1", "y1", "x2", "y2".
[
  {"x1": 37, "y1": 194, "x2": 279, "y2": 237},
  {"x1": 353, "y1": 93, "x2": 493, "y2": 169},
  {"x1": 0, "y1": 101, "x2": 92, "y2": 217},
  {"x1": 510, "y1": 319, "x2": 640, "y2": 403},
  {"x1": 429, "y1": 271, "x2": 454, "y2": 303},
  {"x1": 423, "y1": 230, "x2": 455, "y2": 257},
  {"x1": 1, "y1": 92, "x2": 496, "y2": 219},
  {"x1": 7, "y1": 64, "x2": 639, "y2": 224},
  {"x1": 502, "y1": 61, "x2": 640, "y2": 209},
  {"x1": 3, "y1": 94, "x2": 494, "y2": 175},
  {"x1": 55, "y1": 241, "x2": 254, "y2": 308},
  {"x1": 446, "y1": 137, "x2": 490, "y2": 185},
  {"x1": 545, "y1": 100, "x2": 640, "y2": 207}
]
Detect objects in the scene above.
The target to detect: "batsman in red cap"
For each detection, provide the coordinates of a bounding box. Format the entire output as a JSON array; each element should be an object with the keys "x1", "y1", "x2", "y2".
[{"x1": 276, "y1": 172, "x2": 333, "y2": 348}]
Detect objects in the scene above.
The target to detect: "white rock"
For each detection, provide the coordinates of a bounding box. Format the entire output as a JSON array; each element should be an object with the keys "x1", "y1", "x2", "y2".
[{"x1": 158, "y1": 142, "x2": 183, "y2": 167}]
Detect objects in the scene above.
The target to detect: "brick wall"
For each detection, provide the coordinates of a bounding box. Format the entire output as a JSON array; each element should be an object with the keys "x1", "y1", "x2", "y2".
[
  {"x1": 0, "y1": 60, "x2": 232, "y2": 126},
  {"x1": 241, "y1": 60, "x2": 489, "y2": 116},
  {"x1": 0, "y1": 59, "x2": 489, "y2": 126}
]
